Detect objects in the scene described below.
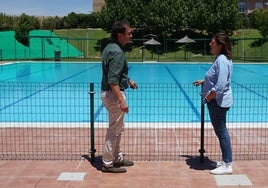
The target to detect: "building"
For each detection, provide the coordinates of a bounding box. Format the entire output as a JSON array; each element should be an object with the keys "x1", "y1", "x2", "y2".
[
  {"x1": 93, "y1": 0, "x2": 105, "y2": 12},
  {"x1": 238, "y1": 0, "x2": 268, "y2": 13}
]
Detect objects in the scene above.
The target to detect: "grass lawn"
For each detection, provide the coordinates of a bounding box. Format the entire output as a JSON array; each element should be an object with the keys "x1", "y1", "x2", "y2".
[
  {"x1": 55, "y1": 28, "x2": 268, "y2": 62},
  {"x1": 55, "y1": 29, "x2": 108, "y2": 59}
]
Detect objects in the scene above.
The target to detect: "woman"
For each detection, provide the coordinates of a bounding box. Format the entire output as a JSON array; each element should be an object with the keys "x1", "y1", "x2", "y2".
[{"x1": 193, "y1": 33, "x2": 233, "y2": 175}]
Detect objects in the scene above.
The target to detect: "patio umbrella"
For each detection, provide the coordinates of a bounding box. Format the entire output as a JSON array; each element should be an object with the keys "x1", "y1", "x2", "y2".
[
  {"x1": 144, "y1": 37, "x2": 161, "y2": 59},
  {"x1": 144, "y1": 37, "x2": 161, "y2": 45},
  {"x1": 175, "y1": 35, "x2": 196, "y2": 61},
  {"x1": 175, "y1": 35, "x2": 196, "y2": 44}
]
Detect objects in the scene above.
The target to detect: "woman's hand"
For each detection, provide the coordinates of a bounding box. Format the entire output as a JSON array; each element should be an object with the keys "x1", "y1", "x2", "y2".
[
  {"x1": 205, "y1": 91, "x2": 216, "y2": 102},
  {"x1": 193, "y1": 80, "x2": 204, "y2": 87}
]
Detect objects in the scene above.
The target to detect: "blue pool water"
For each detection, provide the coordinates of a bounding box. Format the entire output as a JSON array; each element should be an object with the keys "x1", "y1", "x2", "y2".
[
  {"x1": 0, "y1": 62, "x2": 267, "y2": 123},
  {"x1": 2, "y1": 62, "x2": 268, "y2": 83}
]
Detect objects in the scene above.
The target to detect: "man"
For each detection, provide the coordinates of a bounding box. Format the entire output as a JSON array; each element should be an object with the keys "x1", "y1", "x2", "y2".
[{"x1": 101, "y1": 20, "x2": 137, "y2": 173}]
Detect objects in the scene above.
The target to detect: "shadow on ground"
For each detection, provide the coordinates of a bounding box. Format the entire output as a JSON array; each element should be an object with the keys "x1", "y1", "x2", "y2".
[
  {"x1": 180, "y1": 155, "x2": 215, "y2": 170},
  {"x1": 83, "y1": 154, "x2": 216, "y2": 171},
  {"x1": 82, "y1": 155, "x2": 103, "y2": 171}
]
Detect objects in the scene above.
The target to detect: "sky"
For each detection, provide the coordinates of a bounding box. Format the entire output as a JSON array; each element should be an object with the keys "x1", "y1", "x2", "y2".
[{"x1": 0, "y1": 0, "x2": 93, "y2": 17}]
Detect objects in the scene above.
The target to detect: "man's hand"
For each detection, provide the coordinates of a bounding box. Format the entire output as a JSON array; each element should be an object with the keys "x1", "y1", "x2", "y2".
[
  {"x1": 129, "y1": 80, "x2": 138, "y2": 89},
  {"x1": 119, "y1": 100, "x2": 129, "y2": 113},
  {"x1": 110, "y1": 84, "x2": 129, "y2": 113}
]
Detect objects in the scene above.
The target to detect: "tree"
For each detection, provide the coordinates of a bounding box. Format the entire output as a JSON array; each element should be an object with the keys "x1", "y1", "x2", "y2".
[
  {"x1": 75, "y1": 13, "x2": 99, "y2": 28},
  {"x1": 98, "y1": 0, "x2": 240, "y2": 37},
  {"x1": 98, "y1": 0, "x2": 183, "y2": 37},
  {"x1": 43, "y1": 17, "x2": 55, "y2": 30},
  {"x1": 187, "y1": 0, "x2": 240, "y2": 35},
  {"x1": 64, "y1": 12, "x2": 79, "y2": 28},
  {"x1": 0, "y1": 13, "x2": 17, "y2": 31},
  {"x1": 250, "y1": 9, "x2": 268, "y2": 38},
  {"x1": 14, "y1": 14, "x2": 39, "y2": 46}
]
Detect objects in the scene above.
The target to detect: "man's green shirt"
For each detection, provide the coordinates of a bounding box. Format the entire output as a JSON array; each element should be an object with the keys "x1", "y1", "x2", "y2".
[{"x1": 101, "y1": 42, "x2": 129, "y2": 91}]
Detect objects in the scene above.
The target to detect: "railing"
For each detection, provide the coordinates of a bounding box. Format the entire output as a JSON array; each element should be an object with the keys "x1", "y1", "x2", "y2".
[
  {"x1": 0, "y1": 82, "x2": 267, "y2": 161},
  {"x1": 0, "y1": 33, "x2": 268, "y2": 62}
]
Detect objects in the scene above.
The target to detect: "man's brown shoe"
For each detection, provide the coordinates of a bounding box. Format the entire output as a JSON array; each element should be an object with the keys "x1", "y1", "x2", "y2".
[
  {"x1": 114, "y1": 160, "x2": 134, "y2": 167},
  {"x1": 101, "y1": 166, "x2": 127, "y2": 173}
]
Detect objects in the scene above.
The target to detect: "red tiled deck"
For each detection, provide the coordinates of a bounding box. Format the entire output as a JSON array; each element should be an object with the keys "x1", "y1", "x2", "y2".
[
  {"x1": 1, "y1": 159, "x2": 268, "y2": 188},
  {"x1": 1, "y1": 126, "x2": 268, "y2": 187}
]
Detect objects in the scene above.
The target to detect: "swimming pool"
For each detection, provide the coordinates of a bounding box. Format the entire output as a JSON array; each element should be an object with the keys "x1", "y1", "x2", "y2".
[{"x1": 0, "y1": 62, "x2": 267, "y2": 123}]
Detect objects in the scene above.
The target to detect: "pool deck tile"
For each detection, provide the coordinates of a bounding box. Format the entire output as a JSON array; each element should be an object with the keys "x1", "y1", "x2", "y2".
[{"x1": 0, "y1": 159, "x2": 268, "y2": 188}]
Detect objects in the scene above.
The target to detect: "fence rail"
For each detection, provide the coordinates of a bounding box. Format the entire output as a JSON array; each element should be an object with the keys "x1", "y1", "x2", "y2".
[
  {"x1": 0, "y1": 34, "x2": 268, "y2": 62},
  {"x1": 0, "y1": 82, "x2": 267, "y2": 161}
]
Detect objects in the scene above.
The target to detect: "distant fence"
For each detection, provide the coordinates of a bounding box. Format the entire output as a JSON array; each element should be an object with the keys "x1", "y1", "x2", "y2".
[
  {"x1": 0, "y1": 31, "x2": 83, "y2": 61},
  {"x1": 0, "y1": 31, "x2": 267, "y2": 62},
  {"x1": 0, "y1": 82, "x2": 267, "y2": 160}
]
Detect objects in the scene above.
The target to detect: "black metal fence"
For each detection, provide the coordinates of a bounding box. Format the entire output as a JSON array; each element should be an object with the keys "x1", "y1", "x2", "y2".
[
  {"x1": 0, "y1": 82, "x2": 267, "y2": 161},
  {"x1": 1, "y1": 33, "x2": 268, "y2": 62}
]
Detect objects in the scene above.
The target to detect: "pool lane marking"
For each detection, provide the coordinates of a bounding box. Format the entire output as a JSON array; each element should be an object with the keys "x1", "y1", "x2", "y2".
[
  {"x1": 0, "y1": 65, "x2": 98, "y2": 112},
  {"x1": 232, "y1": 81, "x2": 268, "y2": 100},
  {"x1": 234, "y1": 66, "x2": 268, "y2": 78},
  {"x1": 165, "y1": 66, "x2": 201, "y2": 120},
  {"x1": 94, "y1": 104, "x2": 104, "y2": 121}
]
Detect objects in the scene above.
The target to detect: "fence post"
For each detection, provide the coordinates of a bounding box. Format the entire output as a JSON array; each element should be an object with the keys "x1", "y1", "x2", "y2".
[
  {"x1": 89, "y1": 83, "x2": 96, "y2": 162},
  {"x1": 199, "y1": 83, "x2": 205, "y2": 163}
]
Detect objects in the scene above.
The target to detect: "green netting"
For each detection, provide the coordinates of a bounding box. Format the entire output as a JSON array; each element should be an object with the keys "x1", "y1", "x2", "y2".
[
  {"x1": 0, "y1": 30, "x2": 83, "y2": 60},
  {"x1": 0, "y1": 31, "x2": 28, "y2": 60}
]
